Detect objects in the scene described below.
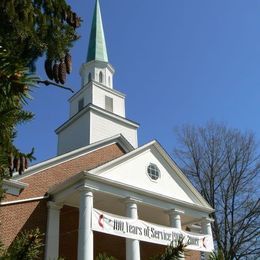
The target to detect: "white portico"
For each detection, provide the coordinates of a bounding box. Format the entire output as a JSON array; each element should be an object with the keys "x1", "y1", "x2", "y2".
[{"x1": 45, "y1": 140, "x2": 214, "y2": 260}]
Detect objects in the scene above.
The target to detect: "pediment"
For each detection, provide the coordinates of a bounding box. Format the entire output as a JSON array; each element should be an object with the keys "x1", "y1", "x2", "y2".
[{"x1": 89, "y1": 141, "x2": 212, "y2": 209}]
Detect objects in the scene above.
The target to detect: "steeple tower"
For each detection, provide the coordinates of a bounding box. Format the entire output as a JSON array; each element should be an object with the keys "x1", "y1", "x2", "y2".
[
  {"x1": 80, "y1": 0, "x2": 114, "y2": 89},
  {"x1": 56, "y1": 0, "x2": 139, "y2": 155},
  {"x1": 87, "y1": 0, "x2": 108, "y2": 63}
]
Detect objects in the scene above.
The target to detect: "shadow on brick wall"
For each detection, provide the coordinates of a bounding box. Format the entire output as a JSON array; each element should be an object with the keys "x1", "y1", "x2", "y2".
[{"x1": 8, "y1": 199, "x2": 48, "y2": 259}]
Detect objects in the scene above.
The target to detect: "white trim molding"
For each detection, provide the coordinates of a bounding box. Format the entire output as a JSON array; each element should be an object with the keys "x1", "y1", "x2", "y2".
[{"x1": 2, "y1": 179, "x2": 29, "y2": 196}]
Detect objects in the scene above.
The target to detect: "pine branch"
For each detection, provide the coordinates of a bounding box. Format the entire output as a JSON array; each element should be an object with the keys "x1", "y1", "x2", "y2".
[{"x1": 37, "y1": 79, "x2": 74, "y2": 93}]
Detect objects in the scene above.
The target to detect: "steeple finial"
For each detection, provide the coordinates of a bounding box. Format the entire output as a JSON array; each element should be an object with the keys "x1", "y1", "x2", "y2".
[{"x1": 87, "y1": 0, "x2": 108, "y2": 63}]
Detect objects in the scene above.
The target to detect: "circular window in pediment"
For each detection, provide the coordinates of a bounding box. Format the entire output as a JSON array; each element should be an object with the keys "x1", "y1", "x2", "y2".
[{"x1": 147, "y1": 163, "x2": 160, "y2": 181}]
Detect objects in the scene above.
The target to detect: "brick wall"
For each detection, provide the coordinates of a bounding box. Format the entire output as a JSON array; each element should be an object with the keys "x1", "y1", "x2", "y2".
[
  {"x1": 185, "y1": 250, "x2": 201, "y2": 260},
  {"x1": 0, "y1": 143, "x2": 125, "y2": 248},
  {"x1": 59, "y1": 206, "x2": 79, "y2": 259}
]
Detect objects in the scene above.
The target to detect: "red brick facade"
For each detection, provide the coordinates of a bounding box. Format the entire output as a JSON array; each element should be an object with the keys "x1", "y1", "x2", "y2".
[
  {"x1": 0, "y1": 143, "x2": 125, "y2": 248},
  {"x1": 0, "y1": 142, "x2": 201, "y2": 259}
]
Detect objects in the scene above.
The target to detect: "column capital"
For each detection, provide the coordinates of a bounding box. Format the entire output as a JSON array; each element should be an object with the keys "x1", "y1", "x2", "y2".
[
  {"x1": 201, "y1": 217, "x2": 214, "y2": 224},
  {"x1": 47, "y1": 201, "x2": 63, "y2": 210},
  {"x1": 166, "y1": 208, "x2": 184, "y2": 216},
  {"x1": 77, "y1": 186, "x2": 94, "y2": 195},
  {"x1": 123, "y1": 197, "x2": 142, "y2": 205},
  {"x1": 167, "y1": 209, "x2": 183, "y2": 230}
]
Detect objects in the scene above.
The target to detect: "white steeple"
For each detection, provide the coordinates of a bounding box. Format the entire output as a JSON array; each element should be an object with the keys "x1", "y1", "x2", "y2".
[
  {"x1": 56, "y1": 0, "x2": 139, "y2": 155},
  {"x1": 80, "y1": 0, "x2": 114, "y2": 90}
]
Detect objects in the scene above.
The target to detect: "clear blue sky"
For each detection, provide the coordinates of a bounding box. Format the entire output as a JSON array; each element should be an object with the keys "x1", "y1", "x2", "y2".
[{"x1": 15, "y1": 0, "x2": 260, "y2": 164}]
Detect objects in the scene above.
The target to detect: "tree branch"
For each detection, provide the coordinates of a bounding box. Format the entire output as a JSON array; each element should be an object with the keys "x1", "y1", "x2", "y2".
[{"x1": 37, "y1": 80, "x2": 74, "y2": 93}]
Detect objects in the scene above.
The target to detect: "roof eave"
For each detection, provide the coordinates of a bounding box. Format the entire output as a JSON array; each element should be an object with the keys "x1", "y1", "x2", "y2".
[{"x1": 12, "y1": 134, "x2": 134, "y2": 181}]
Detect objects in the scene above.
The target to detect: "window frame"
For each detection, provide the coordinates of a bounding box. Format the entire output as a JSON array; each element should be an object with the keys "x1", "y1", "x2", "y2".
[
  {"x1": 78, "y1": 98, "x2": 84, "y2": 112},
  {"x1": 105, "y1": 96, "x2": 113, "y2": 113},
  {"x1": 146, "y1": 163, "x2": 161, "y2": 182},
  {"x1": 99, "y1": 71, "x2": 103, "y2": 83}
]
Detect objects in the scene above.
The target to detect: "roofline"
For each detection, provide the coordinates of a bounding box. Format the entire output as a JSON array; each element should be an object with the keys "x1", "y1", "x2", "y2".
[
  {"x1": 80, "y1": 60, "x2": 115, "y2": 75},
  {"x1": 152, "y1": 141, "x2": 213, "y2": 210},
  {"x1": 55, "y1": 104, "x2": 139, "y2": 134},
  {"x1": 69, "y1": 77, "x2": 123, "y2": 103},
  {"x1": 12, "y1": 134, "x2": 134, "y2": 181},
  {"x1": 88, "y1": 140, "x2": 214, "y2": 210}
]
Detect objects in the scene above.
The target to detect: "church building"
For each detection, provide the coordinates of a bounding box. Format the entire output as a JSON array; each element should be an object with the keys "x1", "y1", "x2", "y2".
[{"x1": 0, "y1": 1, "x2": 214, "y2": 259}]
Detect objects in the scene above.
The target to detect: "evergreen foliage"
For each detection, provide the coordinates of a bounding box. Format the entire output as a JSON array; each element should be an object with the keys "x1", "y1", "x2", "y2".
[
  {"x1": 209, "y1": 249, "x2": 225, "y2": 260},
  {"x1": 96, "y1": 252, "x2": 117, "y2": 260},
  {"x1": 0, "y1": 1, "x2": 81, "y2": 254},
  {"x1": 0, "y1": 0, "x2": 81, "y2": 67},
  {"x1": 150, "y1": 239, "x2": 186, "y2": 260},
  {"x1": 0, "y1": 228, "x2": 43, "y2": 260},
  {"x1": 0, "y1": 47, "x2": 37, "y2": 199},
  {"x1": 0, "y1": 0, "x2": 81, "y2": 194}
]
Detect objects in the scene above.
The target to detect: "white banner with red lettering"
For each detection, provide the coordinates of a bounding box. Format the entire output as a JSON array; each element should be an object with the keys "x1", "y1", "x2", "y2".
[{"x1": 92, "y1": 208, "x2": 214, "y2": 252}]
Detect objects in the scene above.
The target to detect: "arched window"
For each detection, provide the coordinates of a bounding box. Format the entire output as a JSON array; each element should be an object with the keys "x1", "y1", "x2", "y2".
[
  {"x1": 99, "y1": 71, "x2": 103, "y2": 83},
  {"x1": 88, "y1": 72, "x2": 92, "y2": 82},
  {"x1": 108, "y1": 76, "x2": 111, "y2": 86}
]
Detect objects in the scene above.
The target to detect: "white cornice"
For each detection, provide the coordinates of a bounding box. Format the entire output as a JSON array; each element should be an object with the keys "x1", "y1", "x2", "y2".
[
  {"x1": 80, "y1": 60, "x2": 115, "y2": 74},
  {"x1": 84, "y1": 173, "x2": 214, "y2": 213},
  {"x1": 2, "y1": 179, "x2": 29, "y2": 196},
  {"x1": 90, "y1": 105, "x2": 139, "y2": 127},
  {"x1": 48, "y1": 171, "x2": 214, "y2": 214},
  {"x1": 55, "y1": 104, "x2": 139, "y2": 134},
  {"x1": 3, "y1": 179, "x2": 28, "y2": 189},
  {"x1": 92, "y1": 81, "x2": 126, "y2": 98},
  {"x1": 68, "y1": 80, "x2": 125, "y2": 103}
]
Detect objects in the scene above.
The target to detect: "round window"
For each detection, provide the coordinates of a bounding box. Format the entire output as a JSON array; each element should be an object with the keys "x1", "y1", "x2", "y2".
[{"x1": 147, "y1": 163, "x2": 160, "y2": 181}]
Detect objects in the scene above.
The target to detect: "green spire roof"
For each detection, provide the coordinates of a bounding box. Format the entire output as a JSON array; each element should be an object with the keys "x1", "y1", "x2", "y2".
[{"x1": 87, "y1": 0, "x2": 108, "y2": 62}]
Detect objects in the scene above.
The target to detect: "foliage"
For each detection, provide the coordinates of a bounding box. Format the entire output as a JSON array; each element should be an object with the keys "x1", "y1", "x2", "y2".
[
  {"x1": 174, "y1": 121, "x2": 260, "y2": 259},
  {"x1": 95, "y1": 252, "x2": 117, "y2": 260},
  {"x1": 0, "y1": 47, "x2": 37, "y2": 199},
  {"x1": 0, "y1": 0, "x2": 81, "y2": 254},
  {"x1": 0, "y1": 228, "x2": 43, "y2": 260},
  {"x1": 0, "y1": 241, "x2": 4, "y2": 257},
  {"x1": 209, "y1": 249, "x2": 225, "y2": 260},
  {"x1": 0, "y1": 0, "x2": 81, "y2": 191},
  {"x1": 0, "y1": 0, "x2": 81, "y2": 67},
  {"x1": 150, "y1": 239, "x2": 186, "y2": 260}
]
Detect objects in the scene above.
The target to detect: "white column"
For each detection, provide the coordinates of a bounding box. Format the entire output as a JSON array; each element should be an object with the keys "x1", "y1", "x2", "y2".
[
  {"x1": 168, "y1": 209, "x2": 183, "y2": 230},
  {"x1": 201, "y1": 218, "x2": 213, "y2": 236},
  {"x1": 77, "y1": 188, "x2": 93, "y2": 260},
  {"x1": 201, "y1": 218, "x2": 213, "y2": 260},
  {"x1": 45, "y1": 202, "x2": 62, "y2": 260},
  {"x1": 125, "y1": 198, "x2": 140, "y2": 260},
  {"x1": 168, "y1": 209, "x2": 184, "y2": 259}
]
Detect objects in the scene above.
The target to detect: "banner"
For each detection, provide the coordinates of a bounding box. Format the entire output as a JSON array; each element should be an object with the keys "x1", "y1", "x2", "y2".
[{"x1": 92, "y1": 208, "x2": 214, "y2": 252}]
